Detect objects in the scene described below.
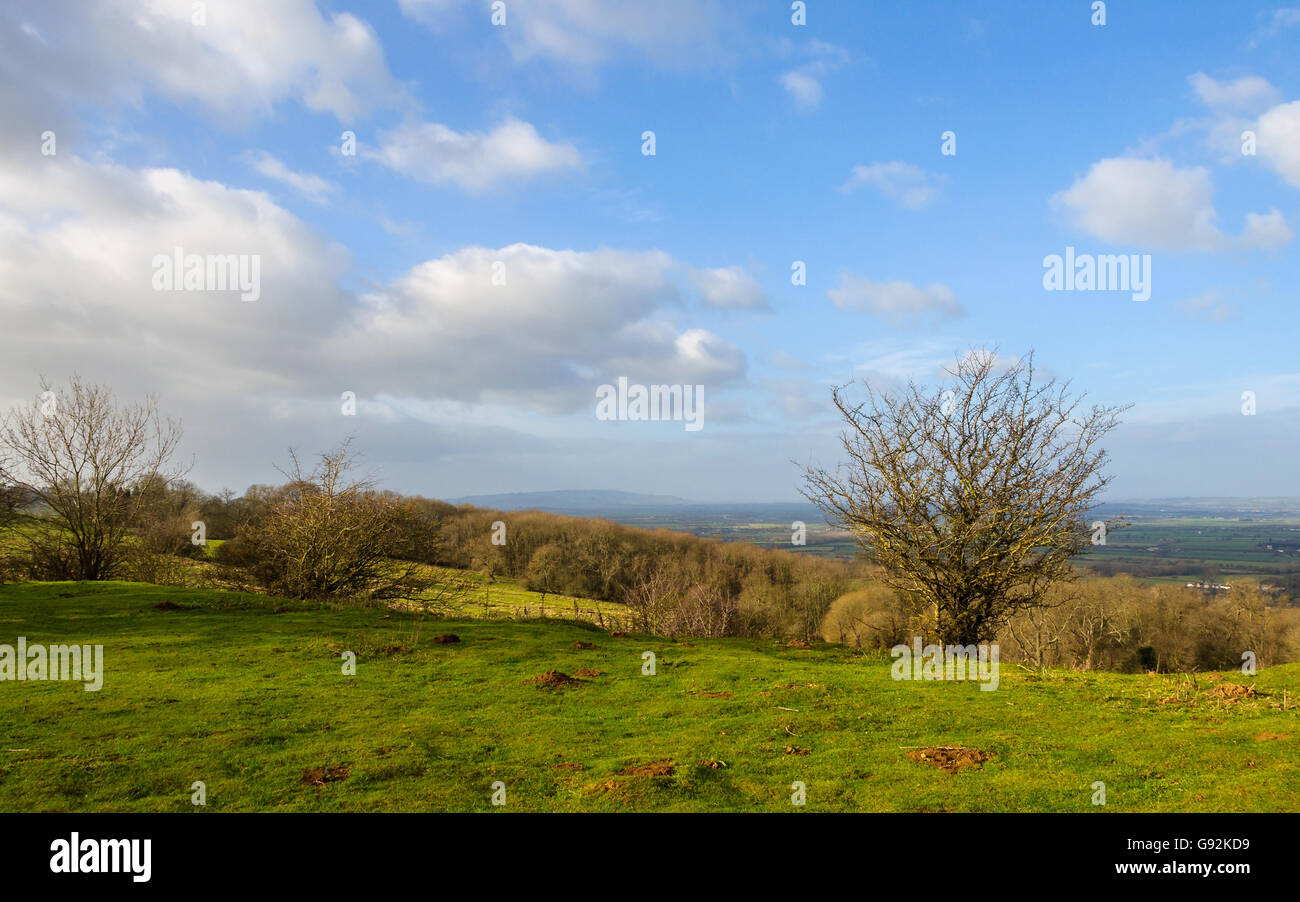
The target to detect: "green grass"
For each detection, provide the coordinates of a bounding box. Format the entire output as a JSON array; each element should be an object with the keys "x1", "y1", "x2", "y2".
[{"x1": 1, "y1": 580, "x2": 1297, "y2": 812}]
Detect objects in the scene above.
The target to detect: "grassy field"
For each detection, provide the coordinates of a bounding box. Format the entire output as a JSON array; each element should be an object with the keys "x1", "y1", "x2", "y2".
[{"x1": 1, "y1": 580, "x2": 1297, "y2": 812}]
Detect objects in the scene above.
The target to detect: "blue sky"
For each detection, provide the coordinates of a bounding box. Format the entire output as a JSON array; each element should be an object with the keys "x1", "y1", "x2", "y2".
[{"x1": 1, "y1": 1, "x2": 1298, "y2": 501}]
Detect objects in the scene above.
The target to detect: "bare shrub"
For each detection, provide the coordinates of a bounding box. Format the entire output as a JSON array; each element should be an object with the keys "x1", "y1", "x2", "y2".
[{"x1": 223, "y1": 440, "x2": 452, "y2": 604}]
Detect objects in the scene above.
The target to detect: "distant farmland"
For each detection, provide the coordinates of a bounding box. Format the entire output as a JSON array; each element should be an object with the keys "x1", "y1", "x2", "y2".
[{"x1": 578, "y1": 500, "x2": 1300, "y2": 585}]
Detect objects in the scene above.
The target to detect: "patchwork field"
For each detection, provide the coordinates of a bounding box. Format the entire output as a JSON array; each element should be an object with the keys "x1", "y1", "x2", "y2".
[{"x1": 1, "y1": 581, "x2": 1296, "y2": 812}]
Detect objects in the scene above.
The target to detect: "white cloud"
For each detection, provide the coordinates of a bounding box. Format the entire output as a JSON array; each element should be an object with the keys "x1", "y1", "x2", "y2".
[
  {"x1": 1188, "y1": 72, "x2": 1278, "y2": 112},
  {"x1": 0, "y1": 0, "x2": 404, "y2": 125},
  {"x1": 244, "y1": 151, "x2": 335, "y2": 204},
  {"x1": 399, "y1": 0, "x2": 729, "y2": 71},
  {"x1": 1241, "y1": 209, "x2": 1293, "y2": 249},
  {"x1": 780, "y1": 71, "x2": 823, "y2": 110},
  {"x1": 1175, "y1": 288, "x2": 1240, "y2": 323},
  {"x1": 0, "y1": 154, "x2": 351, "y2": 403},
  {"x1": 1052, "y1": 156, "x2": 1290, "y2": 251},
  {"x1": 0, "y1": 149, "x2": 748, "y2": 424},
  {"x1": 827, "y1": 274, "x2": 962, "y2": 324},
  {"x1": 334, "y1": 244, "x2": 747, "y2": 411},
  {"x1": 840, "y1": 162, "x2": 942, "y2": 209},
  {"x1": 365, "y1": 116, "x2": 583, "y2": 192},
  {"x1": 688, "y1": 266, "x2": 769, "y2": 311},
  {"x1": 1248, "y1": 7, "x2": 1300, "y2": 47},
  {"x1": 1256, "y1": 100, "x2": 1300, "y2": 188}
]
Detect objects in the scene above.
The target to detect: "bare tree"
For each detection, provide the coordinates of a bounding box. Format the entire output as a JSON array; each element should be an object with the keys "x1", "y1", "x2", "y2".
[
  {"x1": 228, "y1": 439, "x2": 456, "y2": 604},
  {"x1": 0, "y1": 377, "x2": 184, "y2": 580},
  {"x1": 801, "y1": 350, "x2": 1128, "y2": 646}
]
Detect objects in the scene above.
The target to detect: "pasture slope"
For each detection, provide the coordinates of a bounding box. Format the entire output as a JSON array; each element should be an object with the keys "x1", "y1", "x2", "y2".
[{"x1": 0, "y1": 581, "x2": 1296, "y2": 812}]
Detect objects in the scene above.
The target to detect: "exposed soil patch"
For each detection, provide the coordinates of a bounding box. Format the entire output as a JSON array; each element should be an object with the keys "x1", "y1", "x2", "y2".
[
  {"x1": 696, "y1": 758, "x2": 727, "y2": 769},
  {"x1": 573, "y1": 668, "x2": 602, "y2": 678},
  {"x1": 1209, "y1": 683, "x2": 1257, "y2": 701},
  {"x1": 1254, "y1": 732, "x2": 1289, "y2": 741},
  {"x1": 697, "y1": 691, "x2": 733, "y2": 699},
  {"x1": 300, "y1": 764, "x2": 351, "y2": 786},
  {"x1": 524, "y1": 670, "x2": 581, "y2": 688},
  {"x1": 553, "y1": 762, "x2": 587, "y2": 771},
  {"x1": 617, "y1": 759, "x2": 675, "y2": 777},
  {"x1": 571, "y1": 640, "x2": 597, "y2": 650},
  {"x1": 785, "y1": 639, "x2": 812, "y2": 649},
  {"x1": 432, "y1": 634, "x2": 460, "y2": 644},
  {"x1": 905, "y1": 746, "x2": 989, "y2": 773},
  {"x1": 152, "y1": 601, "x2": 187, "y2": 611}
]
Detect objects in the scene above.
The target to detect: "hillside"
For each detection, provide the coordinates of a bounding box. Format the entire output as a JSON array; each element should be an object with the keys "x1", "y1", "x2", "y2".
[{"x1": 1, "y1": 581, "x2": 1296, "y2": 812}]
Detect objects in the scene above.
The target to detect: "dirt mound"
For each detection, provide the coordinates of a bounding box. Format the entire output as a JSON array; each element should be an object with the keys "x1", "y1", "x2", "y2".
[
  {"x1": 571, "y1": 640, "x2": 597, "y2": 649},
  {"x1": 906, "y1": 746, "x2": 989, "y2": 773},
  {"x1": 300, "y1": 764, "x2": 351, "y2": 786},
  {"x1": 1254, "y1": 732, "x2": 1289, "y2": 741},
  {"x1": 152, "y1": 601, "x2": 187, "y2": 611},
  {"x1": 785, "y1": 639, "x2": 812, "y2": 649},
  {"x1": 617, "y1": 759, "x2": 675, "y2": 777},
  {"x1": 432, "y1": 634, "x2": 460, "y2": 644},
  {"x1": 524, "y1": 670, "x2": 581, "y2": 688},
  {"x1": 697, "y1": 691, "x2": 733, "y2": 699},
  {"x1": 573, "y1": 668, "x2": 602, "y2": 678},
  {"x1": 553, "y1": 762, "x2": 587, "y2": 771}
]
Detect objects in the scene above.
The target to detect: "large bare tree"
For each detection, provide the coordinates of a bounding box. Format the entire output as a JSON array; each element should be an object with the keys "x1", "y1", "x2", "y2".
[
  {"x1": 801, "y1": 350, "x2": 1128, "y2": 645},
  {"x1": 0, "y1": 377, "x2": 184, "y2": 580}
]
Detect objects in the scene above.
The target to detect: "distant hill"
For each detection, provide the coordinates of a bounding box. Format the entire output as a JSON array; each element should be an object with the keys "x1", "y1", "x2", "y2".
[{"x1": 446, "y1": 489, "x2": 692, "y2": 511}]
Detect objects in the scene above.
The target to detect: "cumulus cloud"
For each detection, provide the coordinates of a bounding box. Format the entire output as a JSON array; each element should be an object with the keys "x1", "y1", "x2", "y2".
[
  {"x1": 364, "y1": 116, "x2": 582, "y2": 192},
  {"x1": 0, "y1": 149, "x2": 748, "y2": 427},
  {"x1": 0, "y1": 0, "x2": 404, "y2": 125},
  {"x1": 0, "y1": 154, "x2": 352, "y2": 405},
  {"x1": 827, "y1": 274, "x2": 963, "y2": 324},
  {"x1": 1052, "y1": 157, "x2": 1290, "y2": 251},
  {"x1": 332, "y1": 244, "x2": 747, "y2": 411},
  {"x1": 1255, "y1": 100, "x2": 1300, "y2": 188},
  {"x1": 840, "y1": 162, "x2": 942, "y2": 209}
]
